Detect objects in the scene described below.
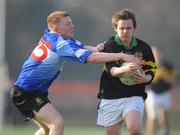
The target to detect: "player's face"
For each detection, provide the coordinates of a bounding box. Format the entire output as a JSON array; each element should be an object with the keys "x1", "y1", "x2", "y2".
[
  {"x1": 115, "y1": 19, "x2": 135, "y2": 44},
  {"x1": 56, "y1": 16, "x2": 75, "y2": 38}
]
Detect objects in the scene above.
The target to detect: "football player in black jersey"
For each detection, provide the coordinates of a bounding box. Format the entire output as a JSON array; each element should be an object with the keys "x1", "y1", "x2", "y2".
[{"x1": 96, "y1": 9, "x2": 156, "y2": 135}]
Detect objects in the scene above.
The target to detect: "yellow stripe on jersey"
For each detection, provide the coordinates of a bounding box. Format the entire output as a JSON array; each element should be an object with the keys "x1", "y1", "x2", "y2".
[
  {"x1": 103, "y1": 64, "x2": 108, "y2": 72},
  {"x1": 144, "y1": 68, "x2": 156, "y2": 74},
  {"x1": 141, "y1": 60, "x2": 156, "y2": 68},
  {"x1": 152, "y1": 68, "x2": 177, "y2": 82}
]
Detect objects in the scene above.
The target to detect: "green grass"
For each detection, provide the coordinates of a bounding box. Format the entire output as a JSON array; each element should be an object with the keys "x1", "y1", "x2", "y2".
[{"x1": 0, "y1": 126, "x2": 179, "y2": 135}]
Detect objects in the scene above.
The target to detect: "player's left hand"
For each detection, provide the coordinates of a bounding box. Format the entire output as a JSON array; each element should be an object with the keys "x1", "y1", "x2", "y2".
[
  {"x1": 130, "y1": 68, "x2": 151, "y2": 84},
  {"x1": 96, "y1": 41, "x2": 106, "y2": 52}
]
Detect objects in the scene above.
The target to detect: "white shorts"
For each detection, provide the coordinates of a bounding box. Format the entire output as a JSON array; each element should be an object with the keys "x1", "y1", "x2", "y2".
[
  {"x1": 145, "y1": 90, "x2": 171, "y2": 119},
  {"x1": 97, "y1": 96, "x2": 144, "y2": 127}
]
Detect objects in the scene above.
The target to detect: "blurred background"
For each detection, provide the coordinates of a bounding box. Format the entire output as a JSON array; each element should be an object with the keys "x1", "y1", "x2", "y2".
[{"x1": 0, "y1": 0, "x2": 180, "y2": 134}]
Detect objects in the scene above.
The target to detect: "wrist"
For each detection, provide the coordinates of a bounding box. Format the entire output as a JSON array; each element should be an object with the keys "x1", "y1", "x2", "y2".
[
  {"x1": 119, "y1": 53, "x2": 125, "y2": 61},
  {"x1": 144, "y1": 74, "x2": 152, "y2": 83}
]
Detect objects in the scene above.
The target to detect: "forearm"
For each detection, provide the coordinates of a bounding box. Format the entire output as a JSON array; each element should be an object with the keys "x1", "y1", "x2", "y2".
[
  {"x1": 84, "y1": 45, "x2": 98, "y2": 52},
  {"x1": 87, "y1": 52, "x2": 123, "y2": 63},
  {"x1": 110, "y1": 67, "x2": 125, "y2": 77}
]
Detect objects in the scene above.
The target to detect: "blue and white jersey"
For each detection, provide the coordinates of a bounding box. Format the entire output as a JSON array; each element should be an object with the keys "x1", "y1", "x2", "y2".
[{"x1": 15, "y1": 28, "x2": 92, "y2": 93}]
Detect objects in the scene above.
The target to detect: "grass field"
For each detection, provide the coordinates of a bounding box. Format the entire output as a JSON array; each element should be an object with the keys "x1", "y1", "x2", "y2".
[{"x1": 0, "y1": 126, "x2": 180, "y2": 135}]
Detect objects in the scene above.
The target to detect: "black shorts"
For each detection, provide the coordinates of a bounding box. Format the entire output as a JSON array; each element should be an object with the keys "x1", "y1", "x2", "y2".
[{"x1": 10, "y1": 85, "x2": 50, "y2": 121}]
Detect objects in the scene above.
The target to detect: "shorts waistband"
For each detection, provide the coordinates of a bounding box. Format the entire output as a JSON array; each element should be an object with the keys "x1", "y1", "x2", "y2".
[{"x1": 13, "y1": 85, "x2": 25, "y2": 92}]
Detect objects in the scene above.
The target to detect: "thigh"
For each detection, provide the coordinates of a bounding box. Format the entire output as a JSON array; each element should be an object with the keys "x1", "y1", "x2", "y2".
[
  {"x1": 122, "y1": 96, "x2": 144, "y2": 128},
  {"x1": 11, "y1": 86, "x2": 51, "y2": 121},
  {"x1": 33, "y1": 103, "x2": 63, "y2": 125},
  {"x1": 125, "y1": 110, "x2": 143, "y2": 128},
  {"x1": 122, "y1": 96, "x2": 144, "y2": 119},
  {"x1": 11, "y1": 86, "x2": 34, "y2": 121},
  {"x1": 97, "y1": 99, "x2": 124, "y2": 127}
]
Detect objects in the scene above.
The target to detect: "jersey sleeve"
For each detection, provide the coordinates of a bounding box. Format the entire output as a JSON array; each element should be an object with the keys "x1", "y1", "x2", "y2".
[
  {"x1": 142, "y1": 45, "x2": 157, "y2": 84},
  {"x1": 155, "y1": 60, "x2": 177, "y2": 81},
  {"x1": 56, "y1": 39, "x2": 92, "y2": 63}
]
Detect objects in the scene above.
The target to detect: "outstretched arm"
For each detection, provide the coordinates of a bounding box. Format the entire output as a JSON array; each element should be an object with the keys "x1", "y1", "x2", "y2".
[
  {"x1": 84, "y1": 45, "x2": 98, "y2": 52},
  {"x1": 84, "y1": 42, "x2": 105, "y2": 52},
  {"x1": 87, "y1": 52, "x2": 141, "y2": 64}
]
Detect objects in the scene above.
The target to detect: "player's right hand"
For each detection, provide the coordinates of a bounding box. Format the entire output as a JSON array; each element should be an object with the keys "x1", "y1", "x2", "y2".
[{"x1": 122, "y1": 62, "x2": 141, "y2": 74}]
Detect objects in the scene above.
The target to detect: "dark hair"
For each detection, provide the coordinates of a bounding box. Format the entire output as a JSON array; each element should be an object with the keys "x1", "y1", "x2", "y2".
[{"x1": 112, "y1": 9, "x2": 137, "y2": 29}]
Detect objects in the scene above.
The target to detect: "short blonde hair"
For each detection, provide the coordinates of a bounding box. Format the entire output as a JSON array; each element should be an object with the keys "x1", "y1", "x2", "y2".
[{"x1": 47, "y1": 11, "x2": 69, "y2": 29}]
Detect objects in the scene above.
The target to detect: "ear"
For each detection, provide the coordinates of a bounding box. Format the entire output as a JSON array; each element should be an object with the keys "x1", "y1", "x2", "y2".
[
  {"x1": 114, "y1": 26, "x2": 118, "y2": 33},
  {"x1": 54, "y1": 26, "x2": 58, "y2": 33}
]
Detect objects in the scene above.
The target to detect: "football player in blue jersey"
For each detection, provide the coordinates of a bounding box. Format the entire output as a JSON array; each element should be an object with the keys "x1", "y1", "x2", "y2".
[{"x1": 10, "y1": 10, "x2": 140, "y2": 135}]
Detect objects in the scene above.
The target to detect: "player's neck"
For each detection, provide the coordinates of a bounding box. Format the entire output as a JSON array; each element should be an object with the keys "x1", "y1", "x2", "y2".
[
  {"x1": 122, "y1": 40, "x2": 131, "y2": 48},
  {"x1": 123, "y1": 36, "x2": 134, "y2": 48}
]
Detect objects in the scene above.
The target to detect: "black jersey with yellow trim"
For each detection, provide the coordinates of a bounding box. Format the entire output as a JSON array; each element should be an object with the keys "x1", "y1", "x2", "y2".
[
  {"x1": 97, "y1": 36, "x2": 156, "y2": 100},
  {"x1": 150, "y1": 60, "x2": 177, "y2": 94}
]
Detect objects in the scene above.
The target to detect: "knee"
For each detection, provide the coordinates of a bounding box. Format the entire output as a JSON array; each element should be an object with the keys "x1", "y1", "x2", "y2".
[
  {"x1": 127, "y1": 124, "x2": 143, "y2": 135},
  {"x1": 43, "y1": 127, "x2": 50, "y2": 134},
  {"x1": 55, "y1": 118, "x2": 64, "y2": 129},
  {"x1": 34, "y1": 127, "x2": 49, "y2": 135},
  {"x1": 49, "y1": 117, "x2": 64, "y2": 130}
]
